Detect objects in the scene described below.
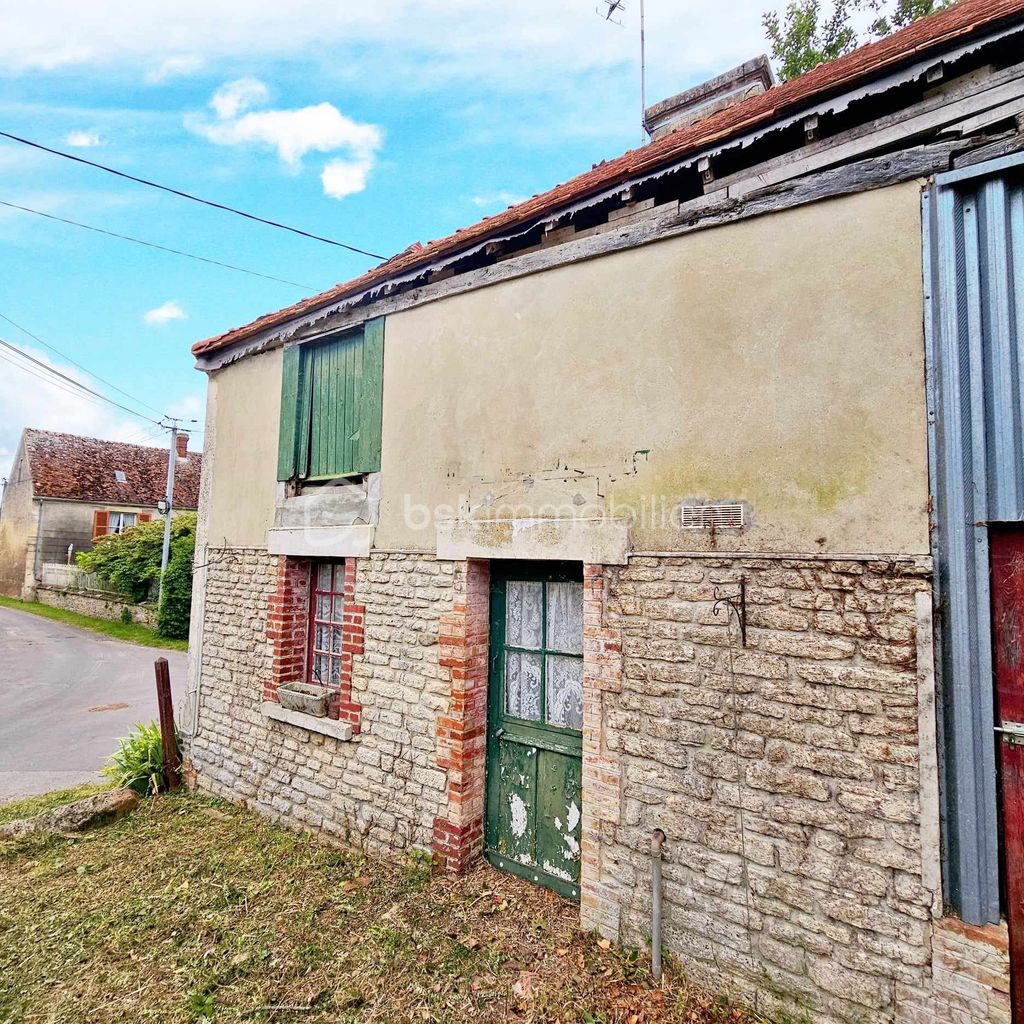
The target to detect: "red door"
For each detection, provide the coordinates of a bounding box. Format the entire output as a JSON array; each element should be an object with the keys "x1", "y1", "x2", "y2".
[{"x1": 990, "y1": 525, "x2": 1024, "y2": 1019}]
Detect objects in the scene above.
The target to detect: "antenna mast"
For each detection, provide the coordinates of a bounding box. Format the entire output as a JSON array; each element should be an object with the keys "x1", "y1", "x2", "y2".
[{"x1": 596, "y1": 0, "x2": 651, "y2": 145}]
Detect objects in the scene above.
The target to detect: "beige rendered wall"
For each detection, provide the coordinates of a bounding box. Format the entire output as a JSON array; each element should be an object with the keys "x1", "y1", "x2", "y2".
[
  {"x1": 204, "y1": 183, "x2": 930, "y2": 557},
  {"x1": 0, "y1": 441, "x2": 37, "y2": 596},
  {"x1": 377, "y1": 183, "x2": 930, "y2": 555},
  {"x1": 205, "y1": 346, "x2": 282, "y2": 549}
]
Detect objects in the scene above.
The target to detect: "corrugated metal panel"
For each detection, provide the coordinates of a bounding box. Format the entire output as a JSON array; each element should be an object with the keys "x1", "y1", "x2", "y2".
[{"x1": 926, "y1": 154, "x2": 1024, "y2": 925}]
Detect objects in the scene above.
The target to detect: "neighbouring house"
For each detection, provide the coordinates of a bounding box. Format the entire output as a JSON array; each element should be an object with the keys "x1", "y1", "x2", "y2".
[
  {"x1": 0, "y1": 429, "x2": 201, "y2": 600},
  {"x1": 183, "y1": 2, "x2": 1024, "y2": 1021}
]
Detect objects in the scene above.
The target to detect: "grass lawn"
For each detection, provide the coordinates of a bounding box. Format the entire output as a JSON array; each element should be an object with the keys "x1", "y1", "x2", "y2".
[
  {"x1": 0, "y1": 595, "x2": 186, "y2": 651},
  {"x1": 0, "y1": 790, "x2": 753, "y2": 1024}
]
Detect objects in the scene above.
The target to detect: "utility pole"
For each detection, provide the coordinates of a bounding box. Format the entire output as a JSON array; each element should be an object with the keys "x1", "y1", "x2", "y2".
[{"x1": 158, "y1": 424, "x2": 177, "y2": 606}]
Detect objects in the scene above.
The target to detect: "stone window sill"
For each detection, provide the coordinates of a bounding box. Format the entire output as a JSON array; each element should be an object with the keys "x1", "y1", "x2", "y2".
[{"x1": 261, "y1": 701, "x2": 353, "y2": 741}]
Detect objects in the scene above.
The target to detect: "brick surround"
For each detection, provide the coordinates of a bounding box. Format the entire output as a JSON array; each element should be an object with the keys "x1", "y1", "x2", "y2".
[
  {"x1": 433, "y1": 560, "x2": 490, "y2": 871},
  {"x1": 265, "y1": 555, "x2": 309, "y2": 704},
  {"x1": 329, "y1": 558, "x2": 365, "y2": 733},
  {"x1": 264, "y1": 555, "x2": 365, "y2": 730}
]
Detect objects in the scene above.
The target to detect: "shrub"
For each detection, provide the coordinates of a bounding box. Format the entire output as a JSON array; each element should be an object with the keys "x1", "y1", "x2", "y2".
[
  {"x1": 103, "y1": 721, "x2": 178, "y2": 796},
  {"x1": 156, "y1": 537, "x2": 194, "y2": 640},
  {"x1": 77, "y1": 513, "x2": 197, "y2": 636}
]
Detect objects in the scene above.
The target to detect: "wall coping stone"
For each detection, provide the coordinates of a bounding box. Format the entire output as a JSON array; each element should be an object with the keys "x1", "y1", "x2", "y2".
[{"x1": 261, "y1": 701, "x2": 354, "y2": 741}]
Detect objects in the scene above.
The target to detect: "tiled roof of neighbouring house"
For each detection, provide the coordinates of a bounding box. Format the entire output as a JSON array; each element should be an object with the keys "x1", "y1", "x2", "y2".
[
  {"x1": 23, "y1": 429, "x2": 202, "y2": 509},
  {"x1": 192, "y1": 0, "x2": 1024, "y2": 358}
]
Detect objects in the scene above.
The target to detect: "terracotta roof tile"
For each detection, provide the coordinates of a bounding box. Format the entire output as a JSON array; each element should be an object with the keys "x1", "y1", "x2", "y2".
[
  {"x1": 193, "y1": 0, "x2": 1024, "y2": 358},
  {"x1": 24, "y1": 429, "x2": 202, "y2": 509}
]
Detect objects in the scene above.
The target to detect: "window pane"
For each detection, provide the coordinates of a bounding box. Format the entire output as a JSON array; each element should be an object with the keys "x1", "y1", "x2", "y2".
[
  {"x1": 317, "y1": 563, "x2": 333, "y2": 591},
  {"x1": 505, "y1": 651, "x2": 542, "y2": 721},
  {"x1": 314, "y1": 624, "x2": 328, "y2": 652},
  {"x1": 332, "y1": 596, "x2": 346, "y2": 623},
  {"x1": 329, "y1": 658, "x2": 341, "y2": 685},
  {"x1": 124, "y1": 513, "x2": 137, "y2": 528},
  {"x1": 312, "y1": 654, "x2": 327, "y2": 684},
  {"x1": 331, "y1": 627, "x2": 343, "y2": 654},
  {"x1": 546, "y1": 656, "x2": 583, "y2": 730},
  {"x1": 506, "y1": 581, "x2": 543, "y2": 649},
  {"x1": 317, "y1": 595, "x2": 331, "y2": 620},
  {"x1": 546, "y1": 582, "x2": 583, "y2": 654}
]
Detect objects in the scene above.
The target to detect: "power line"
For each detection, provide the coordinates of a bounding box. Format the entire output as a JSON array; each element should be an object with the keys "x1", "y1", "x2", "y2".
[
  {"x1": 0, "y1": 309, "x2": 165, "y2": 417},
  {"x1": 0, "y1": 200, "x2": 316, "y2": 291},
  {"x1": 0, "y1": 131, "x2": 387, "y2": 260},
  {"x1": 0, "y1": 335, "x2": 162, "y2": 425},
  {"x1": 0, "y1": 346, "x2": 151, "y2": 422}
]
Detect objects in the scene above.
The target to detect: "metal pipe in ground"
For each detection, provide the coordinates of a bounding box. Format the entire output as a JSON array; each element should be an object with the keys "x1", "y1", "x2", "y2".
[{"x1": 651, "y1": 828, "x2": 666, "y2": 983}]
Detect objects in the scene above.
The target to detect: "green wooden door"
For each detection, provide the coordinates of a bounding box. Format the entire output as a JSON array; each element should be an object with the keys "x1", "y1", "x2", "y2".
[{"x1": 485, "y1": 562, "x2": 584, "y2": 900}]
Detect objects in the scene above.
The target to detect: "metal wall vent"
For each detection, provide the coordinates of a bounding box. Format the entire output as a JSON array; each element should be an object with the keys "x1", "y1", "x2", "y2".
[{"x1": 680, "y1": 503, "x2": 745, "y2": 530}]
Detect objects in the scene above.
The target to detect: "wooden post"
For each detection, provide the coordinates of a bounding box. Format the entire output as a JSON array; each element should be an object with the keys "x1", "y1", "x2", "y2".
[{"x1": 154, "y1": 658, "x2": 181, "y2": 792}]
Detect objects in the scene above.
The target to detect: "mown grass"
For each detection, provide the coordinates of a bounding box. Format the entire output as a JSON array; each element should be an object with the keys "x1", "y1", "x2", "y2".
[
  {"x1": 0, "y1": 595, "x2": 186, "y2": 651},
  {"x1": 0, "y1": 791, "x2": 754, "y2": 1024}
]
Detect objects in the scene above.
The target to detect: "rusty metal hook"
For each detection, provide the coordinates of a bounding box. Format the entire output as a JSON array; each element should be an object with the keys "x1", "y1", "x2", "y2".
[{"x1": 712, "y1": 576, "x2": 747, "y2": 647}]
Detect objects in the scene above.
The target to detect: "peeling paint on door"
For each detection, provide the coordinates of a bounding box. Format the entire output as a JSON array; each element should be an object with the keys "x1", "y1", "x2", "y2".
[
  {"x1": 510, "y1": 793, "x2": 528, "y2": 838},
  {"x1": 485, "y1": 562, "x2": 584, "y2": 900}
]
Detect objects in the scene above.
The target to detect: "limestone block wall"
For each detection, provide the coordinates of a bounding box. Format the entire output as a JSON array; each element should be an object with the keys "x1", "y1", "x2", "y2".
[
  {"x1": 592, "y1": 555, "x2": 1007, "y2": 1024},
  {"x1": 187, "y1": 546, "x2": 1012, "y2": 1024},
  {"x1": 35, "y1": 585, "x2": 157, "y2": 627},
  {"x1": 187, "y1": 548, "x2": 455, "y2": 855}
]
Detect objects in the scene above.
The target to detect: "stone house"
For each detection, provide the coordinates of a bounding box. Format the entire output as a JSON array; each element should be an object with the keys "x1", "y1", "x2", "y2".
[
  {"x1": 183, "y1": 1, "x2": 1024, "y2": 1020},
  {"x1": 0, "y1": 429, "x2": 201, "y2": 599}
]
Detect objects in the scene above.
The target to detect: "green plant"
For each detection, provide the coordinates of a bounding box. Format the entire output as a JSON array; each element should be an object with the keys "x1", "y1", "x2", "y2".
[
  {"x1": 103, "y1": 721, "x2": 177, "y2": 796},
  {"x1": 763, "y1": 0, "x2": 956, "y2": 80},
  {"x1": 120, "y1": 607, "x2": 132, "y2": 625},
  {"x1": 156, "y1": 529, "x2": 195, "y2": 640},
  {"x1": 77, "y1": 512, "x2": 196, "y2": 604}
]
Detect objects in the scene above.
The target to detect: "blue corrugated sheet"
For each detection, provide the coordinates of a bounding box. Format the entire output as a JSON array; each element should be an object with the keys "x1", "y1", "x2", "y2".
[{"x1": 926, "y1": 153, "x2": 1024, "y2": 925}]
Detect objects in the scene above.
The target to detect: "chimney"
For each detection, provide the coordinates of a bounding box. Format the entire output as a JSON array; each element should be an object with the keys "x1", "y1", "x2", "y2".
[
  {"x1": 644, "y1": 56, "x2": 775, "y2": 141},
  {"x1": 175, "y1": 432, "x2": 189, "y2": 459}
]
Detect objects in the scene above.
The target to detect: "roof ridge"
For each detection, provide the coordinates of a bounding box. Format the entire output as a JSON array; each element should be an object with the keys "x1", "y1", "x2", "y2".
[{"x1": 192, "y1": 0, "x2": 1024, "y2": 358}]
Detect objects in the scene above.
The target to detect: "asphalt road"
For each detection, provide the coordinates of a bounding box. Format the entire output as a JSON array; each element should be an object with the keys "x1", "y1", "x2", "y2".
[{"x1": 0, "y1": 606, "x2": 186, "y2": 804}]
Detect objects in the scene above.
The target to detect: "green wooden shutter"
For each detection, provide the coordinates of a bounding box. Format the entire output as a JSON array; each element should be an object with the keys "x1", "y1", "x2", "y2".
[
  {"x1": 299, "y1": 320, "x2": 384, "y2": 479},
  {"x1": 277, "y1": 344, "x2": 303, "y2": 481},
  {"x1": 356, "y1": 317, "x2": 384, "y2": 474}
]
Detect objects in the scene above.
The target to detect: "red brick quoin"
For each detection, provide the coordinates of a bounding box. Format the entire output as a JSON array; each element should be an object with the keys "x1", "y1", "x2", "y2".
[
  {"x1": 433, "y1": 560, "x2": 490, "y2": 872},
  {"x1": 329, "y1": 559, "x2": 365, "y2": 734},
  {"x1": 265, "y1": 556, "x2": 310, "y2": 704},
  {"x1": 264, "y1": 556, "x2": 364, "y2": 733}
]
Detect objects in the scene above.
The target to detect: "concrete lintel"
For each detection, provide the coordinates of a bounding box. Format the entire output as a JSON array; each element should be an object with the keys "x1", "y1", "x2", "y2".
[
  {"x1": 436, "y1": 518, "x2": 630, "y2": 565},
  {"x1": 267, "y1": 525, "x2": 374, "y2": 558},
  {"x1": 261, "y1": 702, "x2": 353, "y2": 741}
]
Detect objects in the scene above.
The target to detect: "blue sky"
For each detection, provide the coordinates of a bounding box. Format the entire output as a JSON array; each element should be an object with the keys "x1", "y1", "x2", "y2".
[{"x1": 0, "y1": 0, "x2": 771, "y2": 472}]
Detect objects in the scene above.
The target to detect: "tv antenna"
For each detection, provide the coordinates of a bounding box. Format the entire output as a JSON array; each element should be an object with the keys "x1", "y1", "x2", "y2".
[{"x1": 596, "y1": 0, "x2": 649, "y2": 145}]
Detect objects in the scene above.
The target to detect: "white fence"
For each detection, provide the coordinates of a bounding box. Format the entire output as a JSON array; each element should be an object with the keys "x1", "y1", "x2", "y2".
[{"x1": 39, "y1": 562, "x2": 119, "y2": 594}]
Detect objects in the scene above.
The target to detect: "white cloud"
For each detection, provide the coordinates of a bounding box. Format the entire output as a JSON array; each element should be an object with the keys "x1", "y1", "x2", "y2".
[
  {"x1": 64, "y1": 130, "x2": 102, "y2": 147},
  {"x1": 143, "y1": 300, "x2": 187, "y2": 326},
  {"x1": 471, "y1": 191, "x2": 529, "y2": 210},
  {"x1": 0, "y1": 346, "x2": 142, "y2": 474},
  {"x1": 0, "y1": 2, "x2": 772, "y2": 104},
  {"x1": 188, "y1": 78, "x2": 383, "y2": 199},
  {"x1": 320, "y1": 157, "x2": 374, "y2": 199},
  {"x1": 209, "y1": 76, "x2": 268, "y2": 119},
  {"x1": 144, "y1": 54, "x2": 203, "y2": 84}
]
